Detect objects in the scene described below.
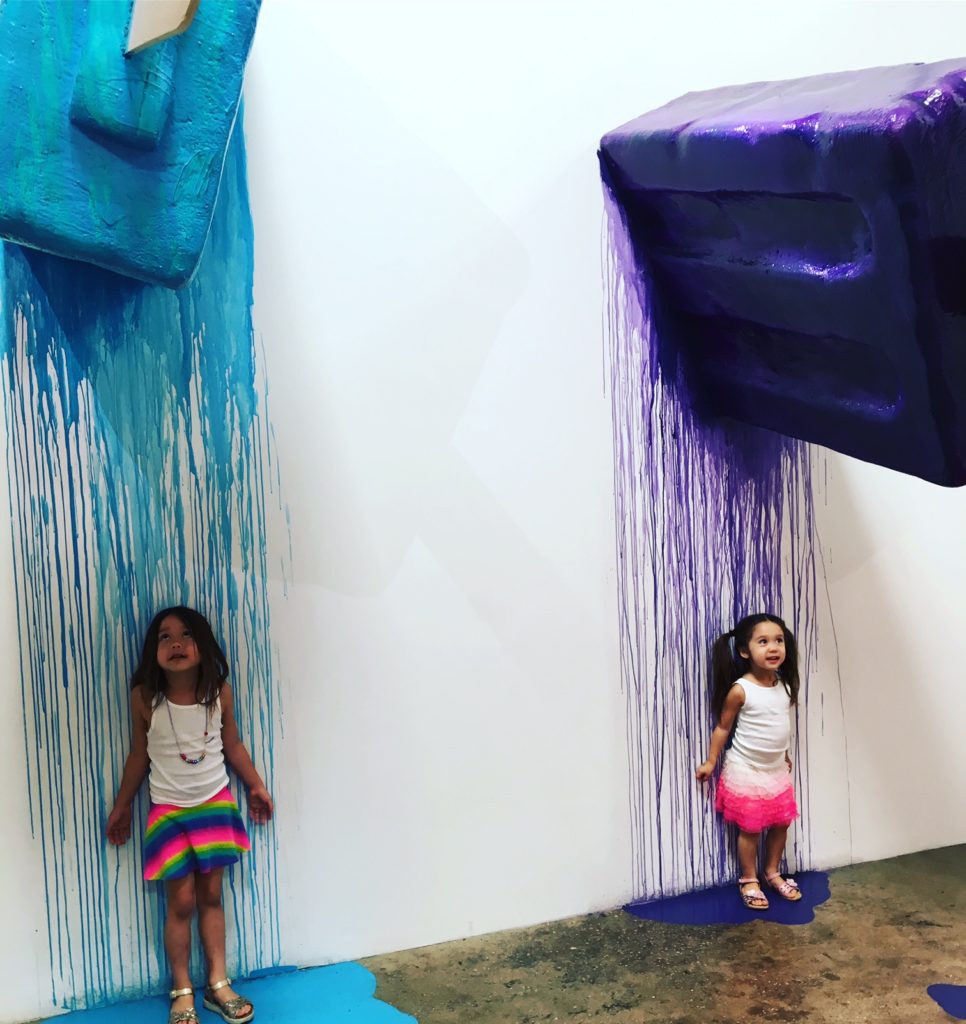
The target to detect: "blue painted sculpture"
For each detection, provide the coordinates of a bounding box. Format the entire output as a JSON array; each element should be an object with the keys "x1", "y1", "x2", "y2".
[
  {"x1": 0, "y1": 0, "x2": 261, "y2": 287},
  {"x1": 600, "y1": 58, "x2": 966, "y2": 486}
]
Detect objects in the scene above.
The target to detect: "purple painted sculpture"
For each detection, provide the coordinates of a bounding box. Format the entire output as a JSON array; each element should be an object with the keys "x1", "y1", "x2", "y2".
[{"x1": 600, "y1": 58, "x2": 966, "y2": 486}]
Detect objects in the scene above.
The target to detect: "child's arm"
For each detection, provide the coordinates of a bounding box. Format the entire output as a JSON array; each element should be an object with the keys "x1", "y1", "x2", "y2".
[
  {"x1": 695, "y1": 684, "x2": 745, "y2": 781},
  {"x1": 220, "y1": 681, "x2": 274, "y2": 824},
  {"x1": 106, "y1": 686, "x2": 150, "y2": 845}
]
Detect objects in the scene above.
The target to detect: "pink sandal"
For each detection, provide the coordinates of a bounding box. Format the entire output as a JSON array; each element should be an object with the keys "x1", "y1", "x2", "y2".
[
  {"x1": 765, "y1": 872, "x2": 802, "y2": 901},
  {"x1": 738, "y1": 876, "x2": 769, "y2": 910}
]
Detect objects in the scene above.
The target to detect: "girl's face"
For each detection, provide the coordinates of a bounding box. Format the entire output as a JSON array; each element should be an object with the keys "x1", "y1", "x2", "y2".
[
  {"x1": 740, "y1": 621, "x2": 786, "y2": 675},
  {"x1": 156, "y1": 615, "x2": 201, "y2": 676}
]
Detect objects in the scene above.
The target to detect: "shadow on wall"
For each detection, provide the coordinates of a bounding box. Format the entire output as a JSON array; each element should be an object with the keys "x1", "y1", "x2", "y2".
[
  {"x1": 243, "y1": 49, "x2": 531, "y2": 600},
  {"x1": 819, "y1": 459, "x2": 962, "y2": 862}
]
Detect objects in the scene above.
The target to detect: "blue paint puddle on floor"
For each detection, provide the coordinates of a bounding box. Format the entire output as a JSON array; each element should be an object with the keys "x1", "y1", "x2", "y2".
[
  {"x1": 44, "y1": 964, "x2": 417, "y2": 1024},
  {"x1": 928, "y1": 984, "x2": 966, "y2": 1020},
  {"x1": 624, "y1": 871, "x2": 830, "y2": 926}
]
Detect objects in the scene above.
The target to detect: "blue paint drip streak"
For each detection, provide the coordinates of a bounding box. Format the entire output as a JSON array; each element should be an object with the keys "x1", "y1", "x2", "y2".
[
  {"x1": 603, "y1": 187, "x2": 822, "y2": 899},
  {"x1": 0, "y1": 123, "x2": 284, "y2": 1009}
]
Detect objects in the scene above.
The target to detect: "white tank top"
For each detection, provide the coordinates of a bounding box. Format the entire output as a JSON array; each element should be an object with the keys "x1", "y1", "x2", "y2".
[
  {"x1": 729, "y1": 677, "x2": 792, "y2": 769},
  {"x1": 146, "y1": 695, "x2": 230, "y2": 807}
]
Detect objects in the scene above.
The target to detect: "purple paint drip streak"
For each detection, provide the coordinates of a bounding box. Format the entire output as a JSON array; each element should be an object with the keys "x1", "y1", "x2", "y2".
[{"x1": 603, "y1": 186, "x2": 823, "y2": 900}]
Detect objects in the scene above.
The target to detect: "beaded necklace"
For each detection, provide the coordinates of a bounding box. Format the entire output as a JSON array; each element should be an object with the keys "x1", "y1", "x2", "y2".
[{"x1": 165, "y1": 697, "x2": 209, "y2": 765}]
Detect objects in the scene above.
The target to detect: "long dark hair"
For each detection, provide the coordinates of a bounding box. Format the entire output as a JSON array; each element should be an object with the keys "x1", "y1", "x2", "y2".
[
  {"x1": 132, "y1": 605, "x2": 229, "y2": 708},
  {"x1": 710, "y1": 613, "x2": 799, "y2": 720}
]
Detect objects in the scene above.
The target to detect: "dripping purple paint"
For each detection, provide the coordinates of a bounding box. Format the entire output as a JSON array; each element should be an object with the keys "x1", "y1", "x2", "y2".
[{"x1": 602, "y1": 182, "x2": 821, "y2": 900}]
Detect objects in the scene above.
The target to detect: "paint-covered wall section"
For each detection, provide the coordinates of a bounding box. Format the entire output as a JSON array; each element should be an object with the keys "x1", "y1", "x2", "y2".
[
  {"x1": 0, "y1": 128, "x2": 282, "y2": 1013},
  {"x1": 605, "y1": 192, "x2": 825, "y2": 898}
]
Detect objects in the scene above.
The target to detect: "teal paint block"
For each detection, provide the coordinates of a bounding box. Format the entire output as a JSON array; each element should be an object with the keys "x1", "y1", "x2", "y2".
[
  {"x1": 70, "y1": 3, "x2": 180, "y2": 152},
  {"x1": 0, "y1": 0, "x2": 261, "y2": 288}
]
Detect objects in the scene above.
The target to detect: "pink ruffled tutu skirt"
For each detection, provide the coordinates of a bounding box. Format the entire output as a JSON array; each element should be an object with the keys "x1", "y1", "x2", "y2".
[{"x1": 715, "y1": 754, "x2": 798, "y2": 833}]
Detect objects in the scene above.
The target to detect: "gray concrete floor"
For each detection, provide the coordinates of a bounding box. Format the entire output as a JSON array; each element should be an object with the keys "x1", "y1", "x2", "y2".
[{"x1": 364, "y1": 845, "x2": 965, "y2": 1023}]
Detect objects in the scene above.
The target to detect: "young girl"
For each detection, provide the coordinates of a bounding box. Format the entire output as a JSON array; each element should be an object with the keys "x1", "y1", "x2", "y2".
[
  {"x1": 106, "y1": 606, "x2": 274, "y2": 1024},
  {"x1": 696, "y1": 613, "x2": 801, "y2": 910}
]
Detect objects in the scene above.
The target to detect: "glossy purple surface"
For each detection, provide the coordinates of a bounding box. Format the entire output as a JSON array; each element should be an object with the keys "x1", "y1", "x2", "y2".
[
  {"x1": 624, "y1": 871, "x2": 830, "y2": 926},
  {"x1": 599, "y1": 58, "x2": 966, "y2": 486},
  {"x1": 928, "y1": 984, "x2": 966, "y2": 1020}
]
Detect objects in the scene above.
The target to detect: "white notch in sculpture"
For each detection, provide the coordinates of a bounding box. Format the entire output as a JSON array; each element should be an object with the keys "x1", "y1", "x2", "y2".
[{"x1": 126, "y1": 0, "x2": 200, "y2": 55}]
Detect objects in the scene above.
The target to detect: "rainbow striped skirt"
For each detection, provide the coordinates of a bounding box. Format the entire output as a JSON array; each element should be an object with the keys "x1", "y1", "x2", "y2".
[{"x1": 143, "y1": 786, "x2": 251, "y2": 881}]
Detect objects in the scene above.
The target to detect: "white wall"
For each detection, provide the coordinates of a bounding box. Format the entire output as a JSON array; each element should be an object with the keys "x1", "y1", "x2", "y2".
[
  {"x1": 0, "y1": 483, "x2": 49, "y2": 1018},
  {"x1": 3, "y1": 1, "x2": 966, "y2": 1018},
  {"x1": 243, "y1": 0, "x2": 629, "y2": 965},
  {"x1": 242, "y1": 0, "x2": 966, "y2": 964},
  {"x1": 816, "y1": 454, "x2": 966, "y2": 862}
]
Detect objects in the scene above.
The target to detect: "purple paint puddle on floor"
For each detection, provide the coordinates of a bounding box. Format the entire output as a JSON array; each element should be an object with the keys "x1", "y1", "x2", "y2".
[
  {"x1": 624, "y1": 871, "x2": 830, "y2": 926},
  {"x1": 928, "y1": 984, "x2": 966, "y2": 1020},
  {"x1": 42, "y1": 964, "x2": 416, "y2": 1024}
]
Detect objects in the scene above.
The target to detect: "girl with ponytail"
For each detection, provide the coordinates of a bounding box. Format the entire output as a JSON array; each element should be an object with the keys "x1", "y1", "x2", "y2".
[{"x1": 696, "y1": 613, "x2": 801, "y2": 911}]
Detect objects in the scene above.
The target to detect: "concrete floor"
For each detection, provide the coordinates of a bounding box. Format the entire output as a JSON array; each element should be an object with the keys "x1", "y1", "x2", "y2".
[{"x1": 364, "y1": 845, "x2": 965, "y2": 1023}]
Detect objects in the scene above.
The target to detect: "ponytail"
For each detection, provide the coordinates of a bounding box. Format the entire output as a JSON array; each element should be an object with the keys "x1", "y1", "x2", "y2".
[
  {"x1": 710, "y1": 631, "x2": 737, "y2": 720},
  {"x1": 780, "y1": 629, "x2": 801, "y2": 707}
]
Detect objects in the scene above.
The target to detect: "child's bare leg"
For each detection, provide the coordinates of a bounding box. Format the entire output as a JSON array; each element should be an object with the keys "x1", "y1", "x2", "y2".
[
  {"x1": 196, "y1": 869, "x2": 252, "y2": 1017},
  {"x1": 164, "y1": 875, "x2": 197, "y2": 1013},
  {"x1": 196, "y1": 869, "x2": 227, "y2": 981},
  {"x1": 737, "y1": 829, "x2": 767, "y2": 906},
  {"x1": 763, "y1": 824, "x2": 802, "y2": 899},
  {"x1": 762, "y1": 824, "x2": 789, "y2": 878},
  {"x1": 737, "y1": 828, "x2": 759, "y2": 880}
]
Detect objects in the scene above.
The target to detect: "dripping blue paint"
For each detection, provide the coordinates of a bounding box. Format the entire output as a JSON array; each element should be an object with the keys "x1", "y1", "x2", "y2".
[
  {"x1": 927, "y1": 984, "x2": 966, "y2": 1020},
  {"x1": 40, "y1": 965, "x2": 417, "y2": 1024},
  {"x1": 625, "y1": 871, "x2": 830, "y2": 926},
  {"x1": 603, "y1": 184, "x2": 823, "y2": 901},
  {"x1": 0, "y1": 121, "x2": 283, "y2": 1009}
]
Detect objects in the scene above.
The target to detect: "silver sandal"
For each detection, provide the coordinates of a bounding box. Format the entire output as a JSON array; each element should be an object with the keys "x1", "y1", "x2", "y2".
[
  {"x1": 203, "y1": 979, "x2": 255, "y2": 1024},
  {"x1": 168, "y1": 986, "x2": 200, "y2": 1024}
]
